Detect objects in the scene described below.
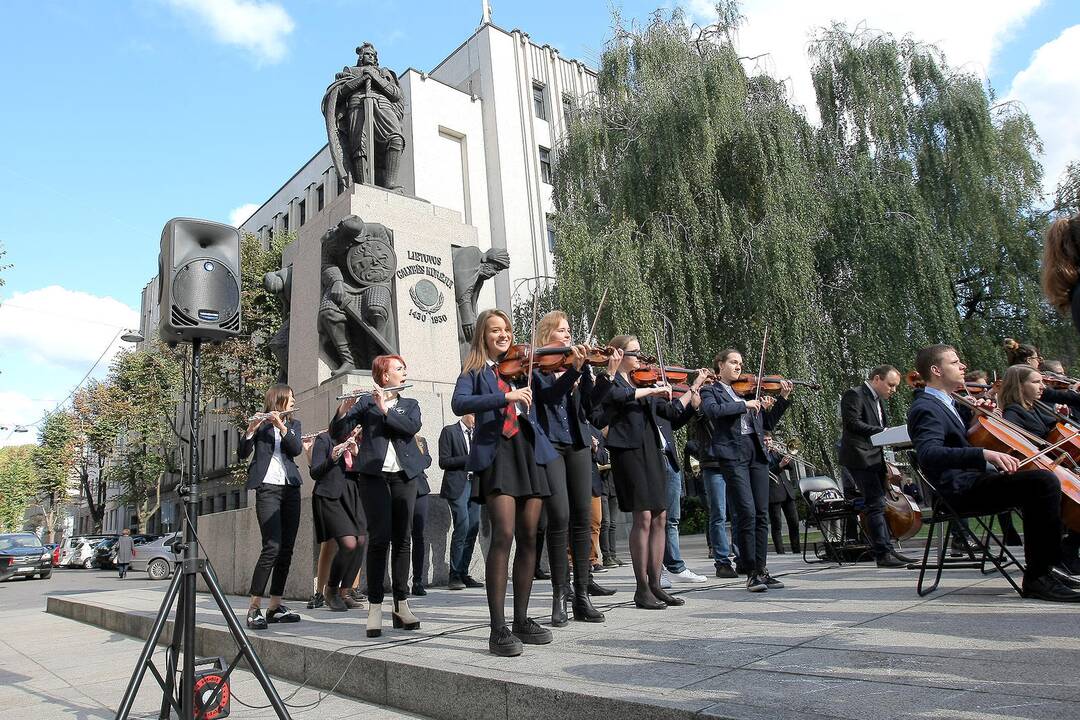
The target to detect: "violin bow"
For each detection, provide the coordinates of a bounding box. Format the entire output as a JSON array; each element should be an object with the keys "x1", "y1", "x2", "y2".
[
  {"x1": 653, "y1": 328, "x2": 669, "y2": 391},
  {"x1": 753, "y1": 324, "x2": 769, "y2": 408},
  {"x1": 586, "y1": 287, "x2": 608, "y2": 346},
  {"x1": 526, "y1": 286, "x2": 540, "y2": 382}
]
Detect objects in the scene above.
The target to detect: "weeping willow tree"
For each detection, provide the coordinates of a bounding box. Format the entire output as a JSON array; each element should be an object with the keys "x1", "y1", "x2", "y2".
[{"x1": 550, "y1": 3, "x2": 1074, "y2": 466}]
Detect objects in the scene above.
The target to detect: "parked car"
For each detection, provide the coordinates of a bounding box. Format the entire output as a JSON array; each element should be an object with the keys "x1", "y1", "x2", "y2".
[
  {"x1": 93, "y1": 534, "x2": 162, "y2": 569},
  {"x1": 58, "y1": 535, "x2": 111, "y2": 569},
  {"x1": 0, "y1": 533, "x2": 53, "y2": 581},
  {"x1": 129, "y1": 532, "x2": 182, "y2": 580}
]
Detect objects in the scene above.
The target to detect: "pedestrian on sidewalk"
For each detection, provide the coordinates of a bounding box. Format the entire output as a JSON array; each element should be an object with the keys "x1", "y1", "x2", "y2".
[{"x1": 116, "y1": 529, "x2": 134, "y2": 579}]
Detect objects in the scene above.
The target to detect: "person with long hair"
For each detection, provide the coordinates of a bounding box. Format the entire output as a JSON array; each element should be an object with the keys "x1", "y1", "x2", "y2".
[
  {"x1": 331, "y1": 355, "x2": 426, "y2": 637},
  {"x1": 1041, "y1": 213, "x2": 1080, "y2": 333},
  {"x1": 530, "y1": 310, "x2": 606, "y2": 625},
  {"x1": 594, "y1": 335, "x2": 707, "y2": 610},
  {"x1": 699, "y1": 349, "x2": 793, "y2": 593},
  {"x1": 241, "y1": 384, "x2": 304, "y2": 629},
  {"x1": 451, "y1": 309, "x2": 555, "y2": 657}
]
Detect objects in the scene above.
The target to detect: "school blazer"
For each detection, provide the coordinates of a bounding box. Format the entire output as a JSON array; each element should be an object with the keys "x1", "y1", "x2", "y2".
[
  {"x1": 238, "y1": 418, "x2": 303, "y2": 491},
  {"x1": 531, "y1": 365, "x2": 596, "y2": 449},
  {"x1": 309, "y1": 432, "x2": 349, "y2": 500},
  {"x1": 698, "y1": 383, "x2": 789, "y2": 462},
  {"x1": 438, "y1": 422, "x2": 471, "y2": 500},
  {"x1": 330, "y1": 395, "x2": 427, "y2": 481},
  {"x1": 597, "y1": 373, "x2": 692, "y2": 451},
  {"x1": 450, "y1": 366, "x2": 557, "y2": 472},
  {"x1": 906, "y1": 389, "x2": 987, "y2": 496}
]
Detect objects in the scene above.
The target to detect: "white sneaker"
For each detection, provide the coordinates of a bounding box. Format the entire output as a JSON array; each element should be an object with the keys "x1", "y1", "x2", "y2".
[
  {"x1": 659, "y1": 570, "x2": 673, "y2": 589},
  {"x1": 671, "y1": 568, "x2": 708, "y2": 584}
]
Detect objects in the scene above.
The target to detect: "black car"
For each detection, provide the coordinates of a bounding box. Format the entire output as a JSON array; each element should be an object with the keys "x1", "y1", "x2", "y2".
[
  {"x1": 0, "y1": 533, "x2": 53, "y2": 581},
  {"x1": 93, "y1": 534, "x2": 162, "y2": 569}
]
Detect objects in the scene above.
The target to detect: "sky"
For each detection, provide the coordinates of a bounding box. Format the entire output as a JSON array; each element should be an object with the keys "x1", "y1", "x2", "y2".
[{"x1": 1, "y1": 0, "x2": 1078, "y2": 446}]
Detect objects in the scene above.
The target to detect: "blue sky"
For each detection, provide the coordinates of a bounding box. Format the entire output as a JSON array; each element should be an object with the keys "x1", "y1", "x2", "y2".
[{"x1": 2, "y1": 0, "x2": 1078, "y2": 444}]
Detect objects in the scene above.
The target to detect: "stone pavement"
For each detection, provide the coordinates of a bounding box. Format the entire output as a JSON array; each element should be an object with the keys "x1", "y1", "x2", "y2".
[{"x1": 45, "y1": 536, "x2": 1080, "y2": 720}]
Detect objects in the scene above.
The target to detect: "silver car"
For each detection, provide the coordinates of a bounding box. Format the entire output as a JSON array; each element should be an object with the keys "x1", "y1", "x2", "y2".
[{"x1": 129, "y1": 532, "x2": 182, "y2": 580}]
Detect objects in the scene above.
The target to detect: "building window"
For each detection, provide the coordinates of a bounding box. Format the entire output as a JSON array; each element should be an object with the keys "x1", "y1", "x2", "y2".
[
  {"x1": 217, "y1": 494, "x2": 227, "y2": 512},
  {"x1": 231, "y1": 491, "x2": 241, "y2": 510},
  {"x1": 532, "y1": 82, "x2": 547, "y2": 120},
  {"x1": 539, "y1": 146, "x2": 552, "y2": 184},
  {"x1": 298, "y1": 199, "x2": 306, "y2": 227},
  {"x1": 316, "y1": 184, "x2": 325, "y2": 211},
  {"x1": 223, "y1": 429, "x2": 230, "y2": 465},
  {"x1": 337, "y1": 175, "x2": 345, "y2": 196},
  {"x1": 282, "y1": 211, "x2": 289, "y2": 234},
  {"x1": 546, "y1": 215, "x2": 556, "y2": 252},
  {"x1": 562, "y1": 94, "x2": 574, "y2": 125}
]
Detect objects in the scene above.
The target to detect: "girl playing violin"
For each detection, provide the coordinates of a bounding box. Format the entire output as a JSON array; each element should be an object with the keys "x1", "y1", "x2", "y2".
[
  {"x1": 593, "y1": 335, "x2": 708, "y2": 610},
  {"x1": 531, "y1": 311, "x2": 606, "y2": 625},
  {"x1": 451, "y1": 309, "x2": 556, "y2": 657},
  {"x1": 699, "y1": 350, "x2": 793, "y2": 593}
]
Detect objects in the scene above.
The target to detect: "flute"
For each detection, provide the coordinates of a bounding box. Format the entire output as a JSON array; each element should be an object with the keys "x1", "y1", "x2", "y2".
[
  {"x1": 246, "y1": 410, "x2": 293, "y2": 423},
  {"x1": 335, "y1": 384, "x2": 412, "y2": 400}
]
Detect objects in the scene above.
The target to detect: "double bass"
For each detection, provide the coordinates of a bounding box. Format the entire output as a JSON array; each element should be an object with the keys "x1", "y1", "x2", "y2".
[{"x1": 882, "y1": 462, "x2": 922, "y2": 541}]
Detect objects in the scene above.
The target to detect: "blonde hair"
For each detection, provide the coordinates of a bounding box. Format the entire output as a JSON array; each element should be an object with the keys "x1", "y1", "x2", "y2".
[
  {"x1": 536, "y1": 310, "x2": 568, "y2": 346},
  {"x1": 997, "y1": 364, "x2": 1040, "y2": 411},
  {"x1": 1042, "y1": 214, "x2": 1080, "y2": 312},
  {"x1": 608, "y1": 334, "x2": 637, "y2": 351},
  {"x1": 462, "y1": 309, "x2": 513, "y2": 374}
]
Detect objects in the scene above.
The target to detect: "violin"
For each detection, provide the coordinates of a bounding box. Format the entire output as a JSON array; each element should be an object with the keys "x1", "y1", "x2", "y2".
[
  {"x1": 882, "y1": 462, "x2": 922, "y2": 541},
  {"x1": 630, "y1": 364, "x2": 711, "y2": 388},
  {"x1": 905, "y1": 371, "x2": 995, "y2": 398},
  {"x1": 499, "y1": 343, "x2": 616, "y2": 377},
  {"x1": 496, "y1": 343, "x2": 535, "y2": 381},
  {"x1": 728, "y1": 374, "x2": 820, "y2": 397}
]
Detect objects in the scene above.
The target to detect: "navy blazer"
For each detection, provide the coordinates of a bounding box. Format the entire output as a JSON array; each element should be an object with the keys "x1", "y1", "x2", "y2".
[
  {"x1": 330, "y1": 396, "x2": 426, "y2": 481},
  {"x1": 597, "y1": 373, "x2": 692, "y2": 451},
  {"x1": 531, "y1": 365, "x2": 595, "y2": 449},
  {"x1": 309, "y1": 432, "x2": 349, "y2": 499},
  {"x1": 655, "y1": 401, "x2": 696, "y2": 472},
  {"x1": 838, "y1": 383, "x2": 888, "y2": 469},
  {"x1": 698, "y1": 383, "x2": 789, "y2": 462},
  {"x1": 906, "y1": 389, "x2": 988, "y2": 496},
  {"x1": 415, "y1": 436, "x2": 433, "y2": 496},
  {"x1": 238, "y1": 418, "x2": 303, "y2": 491},
  {"x1": 1002, "y1": 403, "x2": 1055, "y2": 439},
  {"x1": 451, "y1": 366, "x2": 557, "y2": 472},
  {"x1": 438, "y1": 422, "x2": 471, "y2": 500}
]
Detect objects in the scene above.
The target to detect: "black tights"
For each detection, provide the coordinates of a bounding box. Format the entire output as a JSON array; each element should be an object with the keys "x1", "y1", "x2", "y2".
[
  {"x1": 629, "y1": 509, "x2": 667, "y2": 594},
  {"x1": 327, "y1": 534, "x2": 366, "y2": 590},
  {"x1": 486, "y1": 494, "x2": 542, "y2": 629}
]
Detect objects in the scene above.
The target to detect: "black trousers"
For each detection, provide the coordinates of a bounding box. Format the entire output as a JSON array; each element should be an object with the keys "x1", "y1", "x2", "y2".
[
  {"x1": 412, "y1": 494, "x2": 429, "y2": 585},
  {"x1": 359, "y1": 472, "x2": 416, "y2": 603},
  {"x1": 718, "y1": 437, "x2": 770, "y2": 574},
  {"x1": 249, "y1": 484, "x2": 302, "y2": 597},
  {"x1": 946, "y1": 469, "x2": 1062, "y2": 578},
  {"x1": 544, "y1": 444, "x2": 594, "y2": 593},
  {"x1": 849, "y1": 464, "x2": 893, "y2": 558},
  {"x1": 768, "y1": 499, "x2": 800, "y2": 554}
]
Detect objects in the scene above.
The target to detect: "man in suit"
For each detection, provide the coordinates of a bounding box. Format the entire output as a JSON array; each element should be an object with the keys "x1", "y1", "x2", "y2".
[
  {"x1": 439, "y1": 414, "x2": 483, "y2": 590},
  {"x1": 907, "y1": 344, "x2": 1080, "y2": 602},
  {"x1": 839, "y1": 364, "x2": 912, "y2": 567}
]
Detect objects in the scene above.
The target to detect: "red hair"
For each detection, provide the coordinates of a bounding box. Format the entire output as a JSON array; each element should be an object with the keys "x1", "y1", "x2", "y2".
[{"x1": 372, "y1": 354, "x2": 406, "y2": 386}]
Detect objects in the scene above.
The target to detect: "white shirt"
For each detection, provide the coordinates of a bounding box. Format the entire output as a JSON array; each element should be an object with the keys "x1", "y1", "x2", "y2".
[
  {"x1": 720, "y1": 382, "x2": 753, "y2": 435},
  {"x1": 262, "y1": 427, "x2": 288, "y2": 485},
  {"x1": 864, "y1": 381, "x2": 884, "y2": 425},
  {"x1": 381, "y1": 396, "x2": 402, "y2": 473},
  {"x1": 459, "y1": 420, "x2": 472, "y2": 453}
]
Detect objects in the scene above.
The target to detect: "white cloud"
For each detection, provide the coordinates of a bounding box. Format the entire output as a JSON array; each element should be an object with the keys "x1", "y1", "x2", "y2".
[
  {"x1": 228, "y1": 202, "x2": 260, "y2": 228},
  {"x1": 0, "y1": 286, "x2": 139, "y2": 372},
  {"x1": 1006, "y1": 25, "x2": 1080, "y2": 197},
  {"x1": 680, "y1": 0, "x2": 1042, "y2": 123},
  {"x1": 167, "y1": 0, "x2": 295, "y2": 64}
]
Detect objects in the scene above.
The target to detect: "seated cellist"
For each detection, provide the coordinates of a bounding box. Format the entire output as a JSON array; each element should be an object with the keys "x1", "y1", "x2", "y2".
[{"x1": 906, "y1": 344, "x2": 1080, "y2": 602}]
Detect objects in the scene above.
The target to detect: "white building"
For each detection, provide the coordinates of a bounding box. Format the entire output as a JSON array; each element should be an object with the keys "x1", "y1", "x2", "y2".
[{"x1": 242, "y1": 20, "x2": 598, "y2": 306}]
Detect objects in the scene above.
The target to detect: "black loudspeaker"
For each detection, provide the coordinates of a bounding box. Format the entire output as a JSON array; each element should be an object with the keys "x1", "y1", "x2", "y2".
[{"x1": 158, "y1": 217, "x2": 241, "y2": 343}]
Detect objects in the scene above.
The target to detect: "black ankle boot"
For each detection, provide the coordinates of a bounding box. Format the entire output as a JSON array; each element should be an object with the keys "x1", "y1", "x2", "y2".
[
  {"x1": 572, "y1": 588, "x2": 605, "y2": 622},
  {"x1": 551, "y1": 585, "x2": 569, "y2": 627}
]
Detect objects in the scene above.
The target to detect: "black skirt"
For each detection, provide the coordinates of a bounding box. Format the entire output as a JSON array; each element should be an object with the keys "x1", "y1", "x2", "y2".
[
  {"x1": 312, "y1": 478, "x2": 367, "y2": 543},
  {"x1": 610, "y1": 426, "x2": 667, "y2": 512},
  {"x1": 473, "y1": 426, "x2": 551, "y2": 503}
]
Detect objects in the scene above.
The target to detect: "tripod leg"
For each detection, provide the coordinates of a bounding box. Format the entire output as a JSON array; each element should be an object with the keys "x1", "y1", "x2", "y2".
[
  {"x1": 157, "y1": 563, "x2": 186, "y2": 720},
  {"x1": 114, "y1": 564, "x2": 184, "y2": 720},
  {"x1": 202, "y1": 564, "x2": 293, "y2": 720}
]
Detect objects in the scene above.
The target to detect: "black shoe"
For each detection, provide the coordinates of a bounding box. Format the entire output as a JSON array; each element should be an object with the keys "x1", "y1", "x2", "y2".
[
  {"x1": 612, "y1": 555, "x2": 626, "y2": 567},
  {"x1": 1003, "y1": 530, "x2": 1023, "y2": 547},
  {"x1": 591, "y1": 562, "x2": 607, "y2": 574},
  {"x1": 1063, "y1": 556, "x2": 1080, "y2": 576},
  {"x1": 876, "y1": 554, "x2": 907, "y2": 568},
  {"x1": 1022, "y1": 574, "x2": 1080, "y2": 602},
  {"x1": 650, "y1": 586, "x2": 685, "y2": 606},
  {"x1": 761, "y1": 571, "x2": 784, "y2": 589},
  {"x1": 602, "y1": 555, "x2": 618, "y2": 568},
  {"x1": 534, "y1": 568, "x2": 551, "y2": 581},
  {"x1": 447, "y1": 575, "x2": 466, "y2": 590},
  {"x1": 633, "y1": 589, "x2": 666, "y2": 609},
  {"x1": 889, "y1": 550, "x2": 916, "y2": 564},
  {"x1": 246, "y1": 608, "x2": 267, "y2": 630},
  {"x1": 715, "y1": 564, "x2": 738, "y2": 579},
  {"x1": 266, "y1": 605, "x2": 301, "y2": 623},
  {"x1": 512, "y1": 617, "x2": 553, "y2": 644},
  {"x1": 551, "y1": 587, "x2": 568, "y2": 628},
  {"x1": 489, "y1": 625, "x2": 523, "y2": 656},
  {"x1": 306, "y1": 592, "x2": 325, "y2": 610},
  {"x1": 587, "y1": 578, "x2": 616, "y2": 596},
  {"x1": 324, "y1": 590, "x2": 348, "y2": 612},
  {"x1": 572, "y1": 590, "x2": 605, "y2": 622},
  {"x1": 746, "y1": 574, "x2": 767, "y2": 592},
  {"x1": 1050, "y1": 565, "x2": 1080, "y2": 590},
  {"x1": 463, "y1": 575, "x2": 484, "y2": 588},
  {"x1": 411, "y1": 583, "x2": 427, "y2": 597}
]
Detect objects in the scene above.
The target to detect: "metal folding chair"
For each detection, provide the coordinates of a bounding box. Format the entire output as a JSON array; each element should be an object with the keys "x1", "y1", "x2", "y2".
[{"x1": 798, "y1": 475, "x2": 871, "y2": 565}]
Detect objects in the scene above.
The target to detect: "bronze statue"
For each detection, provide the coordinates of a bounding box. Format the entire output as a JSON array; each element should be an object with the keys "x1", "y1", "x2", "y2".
[
  {"x1": 451, "y1": 246, "x2": 511, "y2": 359},
  {"x1": 263, "y1": 265, "x2": 293, "y2": 383},
  {"x1": 322, "y1": 42, "x2": 406, "y2": 193},
  {"x1": 318, "y1": 215, "x2": 399, "y2": 374}
]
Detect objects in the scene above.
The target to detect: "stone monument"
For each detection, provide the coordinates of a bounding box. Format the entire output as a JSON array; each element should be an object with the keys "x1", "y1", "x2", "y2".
[
  {"x1": 451, "y1": 246, "x2": 511, "y2": 360},
  {"x1": 263, "y1": 265, "x2": 292, "y2": 383}
]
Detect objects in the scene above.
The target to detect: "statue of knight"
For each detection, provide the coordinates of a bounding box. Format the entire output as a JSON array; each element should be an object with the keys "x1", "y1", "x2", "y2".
[
  {"x1": 263, "y1": 265, "x2": 293, "y2": 383},
  {"x1": 322, "y1": 42, "x2": 406, "y2": 193},
  {"x1": 318, "y1": 215, "x2": 399, "y2": 375}
]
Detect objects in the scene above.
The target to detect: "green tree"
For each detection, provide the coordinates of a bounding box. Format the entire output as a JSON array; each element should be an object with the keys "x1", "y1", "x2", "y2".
[
  {"x1": 70, "y1": 381, "x2": 125, "y2": 532},
  {"x1": 33, "y1": 412, "x2": 76, "y2": 542},
  {"x1": 1054, "y1": 161, "x2": 1080, "y2": 216},
  {"x1": 0, "y1": 446, "x2": 37, "y2": 532}
]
